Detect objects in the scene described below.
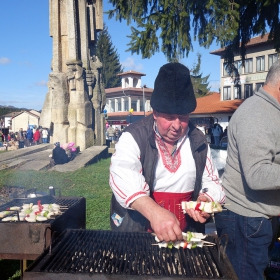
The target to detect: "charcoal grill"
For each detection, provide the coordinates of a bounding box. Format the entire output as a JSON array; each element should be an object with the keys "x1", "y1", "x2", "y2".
[
  {"x1": 0, "y1": 196, "x2": 86, "y2": 260},
  {"x1": 24, "y1": 229, "x2": 238, "y2": 279}
]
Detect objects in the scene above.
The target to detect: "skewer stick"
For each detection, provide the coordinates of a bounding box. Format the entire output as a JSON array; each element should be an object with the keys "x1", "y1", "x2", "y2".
[{"x1": 202, "y1": 240, "x2": 216, "y2": 245}]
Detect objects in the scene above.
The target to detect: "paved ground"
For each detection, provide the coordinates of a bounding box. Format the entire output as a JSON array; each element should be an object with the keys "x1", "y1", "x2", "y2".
[{"x1": 0, "y1": 144, "x2": 108, "y2": 172}]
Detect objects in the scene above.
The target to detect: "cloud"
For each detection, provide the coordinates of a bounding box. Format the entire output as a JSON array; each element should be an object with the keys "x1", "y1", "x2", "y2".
[
  {"x1": 121, "y1": 57, "x2": 143, "y2": 71},
  {"x1": 34, "y1": 80, "x2": 48, "y2": 87},
  {"x1": 209, "y1": 81, "x2": 220, "y2": 91},
  {"x1": 0, "y1": 57, "x2": 11, "y2": 64},
  {"x1": 0, "y1": 99, "x2": 28, "y2": 105},
  {"x1": 18, "y1": 60, "x2": 32, "y2": 68}
]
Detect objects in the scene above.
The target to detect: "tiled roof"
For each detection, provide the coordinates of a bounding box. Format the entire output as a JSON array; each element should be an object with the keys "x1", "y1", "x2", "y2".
[
  {"x1": 12, "y1": 110, "x2": 40, "y2": 119},
  {"x1": 191, "y1": 92, "x2": 244, "y2": 115},
  {"x1": 105, "y1": 87, "x2": 122, "y2": 93},
  {"x1": 105, "y1": 87, "x2": 153, "y2": 94},
  {"x1": 108, "y1": 111, "x2": 152, "y2": 117},
  {"x1": 2, "y1": 111, "x2": 22, "y2": 118},
  {"x1": 117, "y1": 70, "x2": 146, "y2": 76},
  {"x1": 210, "y1": 33, "x2": 272, "y2": 55}
]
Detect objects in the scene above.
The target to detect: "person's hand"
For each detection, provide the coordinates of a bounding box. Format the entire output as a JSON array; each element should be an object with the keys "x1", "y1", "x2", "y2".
[
  {"x1": 185, "y1": 195, "x2": 211, "y2": 223},
  {"x1": 130, "y1": 196, "x2": 182, "y2": 242},
  {"x1": 149, "y1": 206, "x2": 183, "y2": 242}
]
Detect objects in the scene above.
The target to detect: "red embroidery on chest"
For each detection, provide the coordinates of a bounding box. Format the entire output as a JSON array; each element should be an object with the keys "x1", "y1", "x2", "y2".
[{"x1": 156, "y1": 136, "x2": 181, "y2": 172}]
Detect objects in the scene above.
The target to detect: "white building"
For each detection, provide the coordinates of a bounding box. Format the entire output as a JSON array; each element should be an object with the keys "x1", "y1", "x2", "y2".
[
  {"x1": 210, "y1": 33, "x2": 279, "y2": 101},
  {"x1": 105, "y1": 70, "x2": 153, "y2": 125},
  {"x1": 10, "y1": 110, "x2": 40, "y2": 132}
]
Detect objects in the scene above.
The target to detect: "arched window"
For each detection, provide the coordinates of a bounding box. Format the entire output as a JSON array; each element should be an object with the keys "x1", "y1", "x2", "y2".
[
  {"x1": 133, "y1": 78, "x2": 138, "y2": 87},
  {"x1": 125, "y1": 78, "x2": 129, "y2": 88}
]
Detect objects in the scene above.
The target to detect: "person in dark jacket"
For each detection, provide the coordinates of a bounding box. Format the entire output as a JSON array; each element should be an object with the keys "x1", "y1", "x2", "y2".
[
  {"x1": 109, "y1": 62, "x2": 225, "y2": 242},
  {"x1": 51, "y1": 142, "x2": 69, "y2": 165},
  {"x1": 26, "y1": 127, "x2": 33, "y2": 146}
]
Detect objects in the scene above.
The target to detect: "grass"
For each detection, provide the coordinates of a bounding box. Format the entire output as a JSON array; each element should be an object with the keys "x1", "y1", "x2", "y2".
[{"x1": 0, "y1": 157, "x2": 112, "y2": 279}]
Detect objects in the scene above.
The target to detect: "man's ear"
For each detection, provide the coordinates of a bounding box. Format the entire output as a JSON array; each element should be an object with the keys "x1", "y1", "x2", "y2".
[
  {"x1": 274, "y1": 80, "x2": 280, "y2": 103},
  {"x1": 153, "y1": 110, "x2": 158, "y2": 120}
]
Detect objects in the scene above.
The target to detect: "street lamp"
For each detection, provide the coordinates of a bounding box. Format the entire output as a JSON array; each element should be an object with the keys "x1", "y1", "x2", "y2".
[
  {"x1": 122, "y1": 90, "x2": 129, "y2": 112},
  {"x1": 129, "y1": 108, "x2": 133, "y2": 124},
  {"x1": 142, "y1": 84, "x2": 146, "y2": 117}
]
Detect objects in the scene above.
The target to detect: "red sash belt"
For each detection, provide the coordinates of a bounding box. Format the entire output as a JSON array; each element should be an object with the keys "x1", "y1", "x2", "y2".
[{"x1": 151, "y1": 191, "x2": 193, "y2": 231}]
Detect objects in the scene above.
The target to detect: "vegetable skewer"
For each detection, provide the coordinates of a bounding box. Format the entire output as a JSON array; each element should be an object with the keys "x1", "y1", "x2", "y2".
[{"x1": 153, "y1": 231, "x2": 216, "y2": 250}]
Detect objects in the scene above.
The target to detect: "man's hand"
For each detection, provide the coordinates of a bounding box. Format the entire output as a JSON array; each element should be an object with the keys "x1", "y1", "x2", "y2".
[
  {"x1": 185, "y1": 195, "x2": 211, "y2": 223},
  {"x1": 149, "y1": 206, "x2": 182, "y2": 242},
  {"x1": 130, "y1": 196, "x2": 182, "y2": 242}
]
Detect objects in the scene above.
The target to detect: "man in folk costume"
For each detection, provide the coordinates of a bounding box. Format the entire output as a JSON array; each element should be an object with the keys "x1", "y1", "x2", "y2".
[{"x1": 109, "y1": 62, "x2": 225, "y2": 242}]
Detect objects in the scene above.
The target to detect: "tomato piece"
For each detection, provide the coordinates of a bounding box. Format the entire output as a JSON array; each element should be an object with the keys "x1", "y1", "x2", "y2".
[
  {"x1": 195, "y1": 203, "x2": 201, "y2": 211},
  {"x1": 182, "y1": 241, "x2": 188, "y2": 249}
]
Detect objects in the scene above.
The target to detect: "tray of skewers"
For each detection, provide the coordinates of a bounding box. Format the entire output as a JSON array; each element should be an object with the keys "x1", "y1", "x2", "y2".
[{"x1": 0, "y1": 200, "x2": 63, "y2": 222}]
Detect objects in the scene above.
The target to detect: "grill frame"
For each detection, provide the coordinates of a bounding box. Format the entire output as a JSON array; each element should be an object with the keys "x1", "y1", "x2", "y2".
[
  {"x1": 24, "y1": 229, "x2": 238, "y2": 280},
  {"x1": 0, "y1": 196, "x2": 86, "y2": 260}
]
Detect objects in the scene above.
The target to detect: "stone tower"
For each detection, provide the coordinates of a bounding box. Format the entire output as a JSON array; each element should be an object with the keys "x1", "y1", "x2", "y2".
[{"x1": 40, "y1": 0, "x2": 106, "y2": 150}]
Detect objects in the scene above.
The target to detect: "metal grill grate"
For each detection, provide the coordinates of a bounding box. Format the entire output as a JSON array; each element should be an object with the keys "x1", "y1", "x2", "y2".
[
  {"x1": 0, "y1": 197, "x2": 86, "y2": 260},
  {"x1": 25, "y1": 229, "x2": 238, "y2": 279}
]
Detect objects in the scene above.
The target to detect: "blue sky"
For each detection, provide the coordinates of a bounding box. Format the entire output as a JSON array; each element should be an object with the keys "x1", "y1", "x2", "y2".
[{"x1": 0, "y1": 1, "x2": 221, "y2": 111}]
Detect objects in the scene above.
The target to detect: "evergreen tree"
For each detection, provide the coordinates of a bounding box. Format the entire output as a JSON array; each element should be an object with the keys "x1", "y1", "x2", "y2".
[
  {"x1": 0, "y1": 107, "x2": 24, "y2": 117},
  {"x1": 189, "y1": 53, "x2": 210, "y2": 98},
  {"x1": 107, "y1": 0, "x2": 280, "y2": 67},
  {"x1": 96, "y1": 24, "x2": 123, "y2": 88}
]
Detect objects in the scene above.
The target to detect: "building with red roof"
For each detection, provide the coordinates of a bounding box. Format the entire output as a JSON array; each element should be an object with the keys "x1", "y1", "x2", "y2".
[
  {"x1": 105, "y1": 68, "x2": 244, "y2": 128},
  {"x1": 190, "y1": 92, "x2": 244, "y2": 129},
  {"x1": 105, "y1": 70, "x2": 153, "y2": 125},
  {"x1": 210, "y1": 33, "x2": 278, "y2": 101}
]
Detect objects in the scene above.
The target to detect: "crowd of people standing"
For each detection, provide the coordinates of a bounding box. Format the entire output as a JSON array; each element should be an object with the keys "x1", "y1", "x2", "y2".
[
  {"x1": 106, "y1": 124, "x2": 122, "y2": 142},
  {"x1": 196, "y1": 122, "x2": 227, "y2": 147},
  {"x1": 0, "y1": 126, "x2": 50, "y2": 149}
]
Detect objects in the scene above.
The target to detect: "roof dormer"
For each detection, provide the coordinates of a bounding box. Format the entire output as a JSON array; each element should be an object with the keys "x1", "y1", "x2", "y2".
[{"x1": 117, "y1": 70, "x2": 146, "y2": 89}]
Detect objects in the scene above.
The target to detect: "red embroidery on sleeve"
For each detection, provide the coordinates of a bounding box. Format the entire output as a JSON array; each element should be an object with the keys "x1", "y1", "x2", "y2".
[{"x1": 126, "y1": 192, "x2": 147, "y2": 205}]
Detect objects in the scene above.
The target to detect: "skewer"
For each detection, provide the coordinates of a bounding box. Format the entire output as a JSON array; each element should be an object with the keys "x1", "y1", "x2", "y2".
[
  {"x1": 178, "y1": 203, "x2": 229, "y2": 206},
  {"x1": 201, "y1": 240, "x2": 216, "y2": 246},
  {"x1": 152, "y1": 242, "x2": 215, "y2": 248}
]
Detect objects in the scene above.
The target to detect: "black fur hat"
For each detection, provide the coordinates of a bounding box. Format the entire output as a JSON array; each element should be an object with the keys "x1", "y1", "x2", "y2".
[{"x1": 151, "y1": 62, "x2": 196, "y2": 114}]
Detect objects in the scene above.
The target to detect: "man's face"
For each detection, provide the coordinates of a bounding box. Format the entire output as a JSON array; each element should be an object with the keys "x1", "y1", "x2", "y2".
[{"x1": 153, "y1": 111, "x2": 189, "y2": 144}]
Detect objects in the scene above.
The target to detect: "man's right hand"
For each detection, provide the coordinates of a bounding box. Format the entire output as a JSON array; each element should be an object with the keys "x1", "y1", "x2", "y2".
[{"x1": 130, "y1": 196, "x2": 182, "y2": 242}]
